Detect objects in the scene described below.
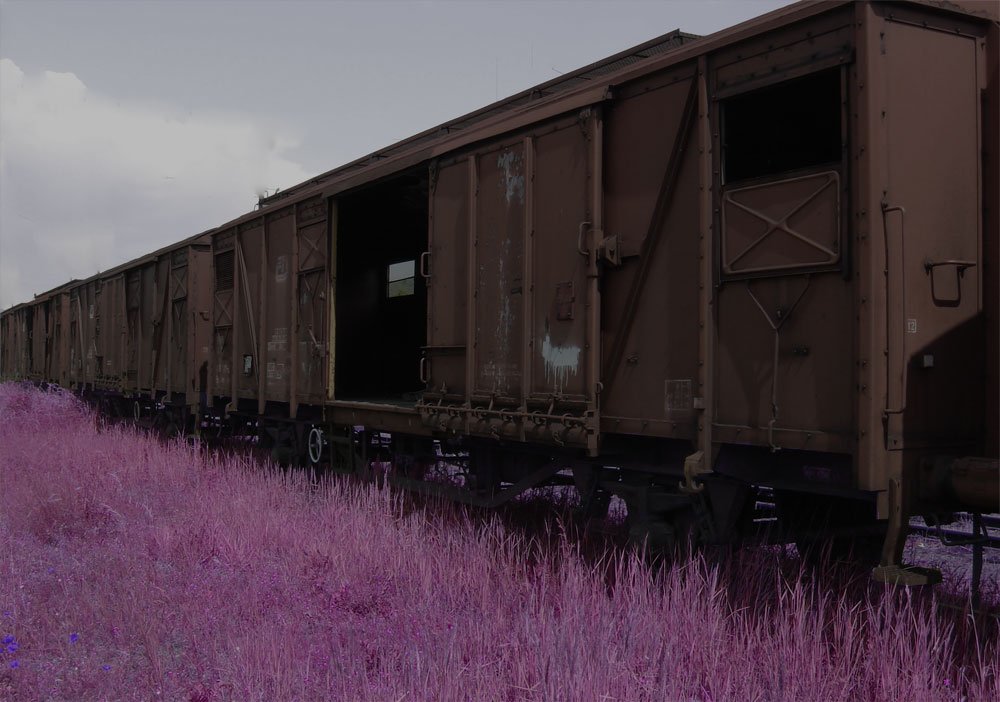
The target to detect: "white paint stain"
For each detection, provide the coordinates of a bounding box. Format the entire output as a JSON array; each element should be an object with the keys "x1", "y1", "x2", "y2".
[
  {"x1": 497, "y1": 151, "x2": 524, "y2": 205},
  {"x1": 275, "y1": 255, "x2": 289, "y2": 283},
  {"x1": 541, "y1": 331, "x2": 580, "y2": 391}
]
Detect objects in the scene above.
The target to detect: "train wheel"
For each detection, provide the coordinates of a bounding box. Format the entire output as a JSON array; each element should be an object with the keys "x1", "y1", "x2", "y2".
[
  {"x1": 572, "y1": 465, "x2": 611, "y2": 521},
  {"x1": 466, "y1": 447, "x2": 501, "y2": 497},
  {"x1": 256, "y1": 422, "x2": 276, "y2": 450},
  {"x1": 307, "y1": 426, "x2": 325, "y2": 466},
  {"x1": 165, "y1": 419, "x2": 182, "y2": 439},
  {"x1": 619, "y1": 480, "x2": 704, "y2": 557},
  {"x1": 159, "y1": 408, "x2": 183, "y2": 439}
]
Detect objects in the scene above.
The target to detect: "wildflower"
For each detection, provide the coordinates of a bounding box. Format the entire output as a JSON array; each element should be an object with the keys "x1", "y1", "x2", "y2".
[
  {"x1": 102, "y1": 665, "x2": 111, "y2": 671},
  {"x1": 8, "y1": 661, "x2": 18, "y2": 669},
  {"x1": 1, "y1": 636, "x2": 12, "y2": 644},
  {"x1": 70, "y1": 634, "x2": 79, "y2": 644},
  {"x1": 6, "y1": 643, "x2": 17, "y2": 653}
]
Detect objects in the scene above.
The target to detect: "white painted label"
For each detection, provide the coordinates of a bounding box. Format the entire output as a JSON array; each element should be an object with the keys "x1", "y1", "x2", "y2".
[
  {"x1": 269, "y1": 327, "x2": 288, "y2": 351},
  {"x1": 906, "y1": 318, "x2": 917, "y2": 334},
  {"x1": 665, "y1": 379, "x2": 692, "y2": 413}
]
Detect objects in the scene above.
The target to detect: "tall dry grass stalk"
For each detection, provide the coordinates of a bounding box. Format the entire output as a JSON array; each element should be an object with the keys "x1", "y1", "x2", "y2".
[{"x1": 0, "y1": 382, "x2": 996, "y2": 701}]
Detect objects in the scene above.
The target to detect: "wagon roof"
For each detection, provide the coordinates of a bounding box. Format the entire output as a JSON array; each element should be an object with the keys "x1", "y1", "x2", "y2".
[
  {"x1": 29, "y1": 229, "x2": 215, "y2": 303},
  {"x1": 219, "y1": 0, "x2": 840, "y2": 230},
  {"x1": 91, "y1": 228, "x2": 214, "y2": 282},
  {"x1": 222, "y1": 0, "x2": 994, "y2": 233},
  {"x1": 34, "y1": 279, "x2": 79, "y2": 299},
  {"x1": 255, "y1": 28, "x2": 701, "y2": 208},
  {"x1": 63, "y1": 0, "x2": 992, "y2": 253},
  {"x1": 16, "y1": 0, "x2": 991, "y2": 303}
]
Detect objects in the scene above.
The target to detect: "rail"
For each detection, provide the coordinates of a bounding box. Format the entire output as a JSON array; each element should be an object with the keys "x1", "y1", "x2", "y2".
[{"x1": 908, "y1": 513, "x2": 1000, "y2": 550}]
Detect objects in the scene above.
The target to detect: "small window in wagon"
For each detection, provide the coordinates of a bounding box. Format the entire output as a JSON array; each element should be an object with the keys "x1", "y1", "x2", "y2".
[
  {"x1": 387, "y1": 260, "x2": 415, "y2": 298},
  {"x1": 722, "y1": 69, "x2": 841, "y2": 184}
]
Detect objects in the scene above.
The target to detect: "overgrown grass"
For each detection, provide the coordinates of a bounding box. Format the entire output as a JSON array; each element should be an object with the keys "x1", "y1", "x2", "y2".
[{"x1": 0, "y1": 383, "x2": 996, "y2": 701}]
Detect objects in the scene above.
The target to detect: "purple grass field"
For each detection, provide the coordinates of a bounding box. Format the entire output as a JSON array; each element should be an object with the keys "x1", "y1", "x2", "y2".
[{"x1": 0, "y1": 383, "x2": 997, "y2": 701}]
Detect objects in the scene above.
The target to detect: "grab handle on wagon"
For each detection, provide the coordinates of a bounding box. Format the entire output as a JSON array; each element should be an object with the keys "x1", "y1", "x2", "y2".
[
  {"x1": 923, "y1": 258, "x2": 976, "y2": 307},
  {"x1": 577, "y1": 221, "x2": 591, "y2": 256},
  {"x1": 881, "y1": 202, "x2": 908, "y2": 419}
]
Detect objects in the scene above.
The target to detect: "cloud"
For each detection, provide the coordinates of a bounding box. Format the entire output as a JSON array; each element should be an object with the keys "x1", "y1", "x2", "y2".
[{"x1": 0, "y1": 58, "x2": 311, "y2": 309}]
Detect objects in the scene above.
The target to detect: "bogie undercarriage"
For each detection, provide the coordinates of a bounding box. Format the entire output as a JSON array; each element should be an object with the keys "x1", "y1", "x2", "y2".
[{"x1": 49, "y1": 382, "x2": 996, "y2": 601}]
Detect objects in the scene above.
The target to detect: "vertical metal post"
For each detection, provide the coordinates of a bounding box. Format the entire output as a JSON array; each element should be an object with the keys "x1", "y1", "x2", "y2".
[
  {"x1": 328, "y1": 199, "x2": 338, "y2": 401},
  {"x1": 695, "y1": 55, "x2": 715, "y2": 469},
  {"x1": 184, "y1": 259, "x2": 193, "y2": 407},
  {"x1": 60, "y1": 292, "x2": 69, "y2": 387},
  {"x1": 149, "y1": 275, "x2": 158, "y2": 392},
  {"x1": 258, "y1": 219, "x2": 268, "y2": 416},
  {"x1": 205, "y1": 248, "x2": 215, "y2": 413},
  {"x1": 857, "y1": 5, "x2": 911, "y2": 569},
  {"x1": 120, "y1": 276, "x2": 127, "y2": 394},
  {"x1": 586, "y1": 109, "x2": 603, "y2": 457},
  {"x1": 426, "y1": 168, "x2": 436, "y2": 392},
  {"x1": 465, "y1": 154, "x2": 478, "y2": 433},
  {"x1": 984, "y1": 22, "x2": 1000, "y2": 462},
  {"x1": 231, "y1": 235, "x2": 241, "y2": 411},
  {"x1": 47, "y1": 299, "x2": 54, "y2": 379},
  {"x1": 521, "y1": 136, "x2": 535, "y2": 441},
  {"x1": 880, "y1": 476, "x2": 907, "y2": 566},
  {"x1": 187, "y1": 255, "x2": 198, "y2": 434},
  {"x1": 165, "y1": 262, "x2": 173, "y2": 398},
  {"x1": 290, "y1": 208, "x2": 299, "y2": 419},
  {"x1": 971, "y1": 512, "x2": 983, "y2": 603}
]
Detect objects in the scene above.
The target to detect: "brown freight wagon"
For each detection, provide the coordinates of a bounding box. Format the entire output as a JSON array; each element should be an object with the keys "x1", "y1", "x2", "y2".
[
  {"x1": 65, "y1": 275, "x2": 119, "y2": 391},
  {"x1": 243, "y1": 0, "x2": 999, "y2": 581},
  {"x1": 94, "y1": 232, "x2": 214, "y2": 431},
  {"x1": 1, "y1": 281, "x2": 76, "y2": 386},
  {"x1": 0, "y1": 302, "x2": 31, "y2": 382},
  {"x1": 206, "y1": 193, "x2": 343, "y2": 448},
  {"x1": 2, "y1": 0, "x2": 997, "y2": 584},
  {"x1": 5, "y1": 233, "x2": 214, "y2": 431},
  {"x1": 113, "y1": 233, "x2": 213, "y2": 430}
]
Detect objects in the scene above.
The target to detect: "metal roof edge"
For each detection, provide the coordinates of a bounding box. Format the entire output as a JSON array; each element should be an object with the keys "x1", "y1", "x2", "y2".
[
  {"x1": 259, "y1": 28, "x2": 701, "y2": 208},
  {"x1": 908, "y1": 0, "x2": 999, "y2": 22},
  {"x1": 89, "y1": 228, "x2": 214, "y2": 282},
  {"x1": 210, "y1": 2, "x2": 848, "y2": 229}
]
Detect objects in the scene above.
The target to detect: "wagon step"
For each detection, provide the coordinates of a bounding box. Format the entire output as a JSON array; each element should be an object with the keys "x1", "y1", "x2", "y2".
[{"x1": 872, "y1": 564, "x2": 942, "y2": 587}]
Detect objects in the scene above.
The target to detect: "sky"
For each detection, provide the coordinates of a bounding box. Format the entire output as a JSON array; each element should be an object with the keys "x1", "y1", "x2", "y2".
[{"x1": 0, "y1": 0, "x2": 792, "y2": 310}]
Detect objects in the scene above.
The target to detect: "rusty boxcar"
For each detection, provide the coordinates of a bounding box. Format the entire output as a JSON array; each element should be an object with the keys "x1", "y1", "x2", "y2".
[
  {"x1": 2, "y1": 0, "x2": 997, "y2": 584},
  {"x1": 112, "y1": 232, "x2": 213, "y2": 431},
  {"x1": 4, "y1": 233, "x2": 214, "y2": 432},
  {"x1": 0, "y1": 281, "x2": 77, "y2": 386},
  {"x1": 204, "y1": 194, "x2": 338, "y2": 448}
]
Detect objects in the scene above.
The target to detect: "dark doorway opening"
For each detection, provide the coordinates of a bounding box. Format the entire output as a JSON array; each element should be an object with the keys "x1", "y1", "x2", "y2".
[{"x1": 335, "y1": 170, "x2": 428, "y2": 403}]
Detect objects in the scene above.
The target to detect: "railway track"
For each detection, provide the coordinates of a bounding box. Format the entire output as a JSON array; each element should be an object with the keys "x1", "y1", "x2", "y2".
[
  {"x1": 908, "y1": 513, "x2": 1000, "y2": 550},
  {"x1": 750, "y1": 498, "x2": 1000, "y2": 551}
]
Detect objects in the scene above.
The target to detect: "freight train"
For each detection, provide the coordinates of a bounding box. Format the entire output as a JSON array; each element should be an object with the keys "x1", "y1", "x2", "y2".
[{"x1": 3, "y1": 0, "x2": 998, "y2": 585}]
